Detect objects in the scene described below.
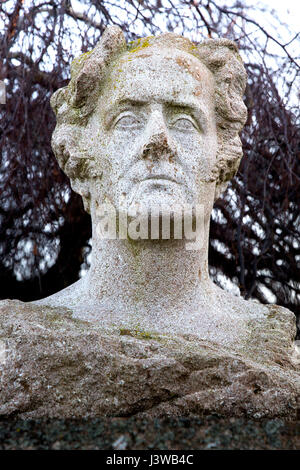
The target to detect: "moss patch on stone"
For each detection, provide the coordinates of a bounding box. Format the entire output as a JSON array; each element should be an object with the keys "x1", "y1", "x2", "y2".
[
  {"x1": 119, "y1": 327, "x2": 156, "y2": 340},
  {"x1": 127, "y1": 36, "x2": 154, "y2": 54},
  {"x1": 71, "y1": 50, "x2": 93, "y2": 77}
]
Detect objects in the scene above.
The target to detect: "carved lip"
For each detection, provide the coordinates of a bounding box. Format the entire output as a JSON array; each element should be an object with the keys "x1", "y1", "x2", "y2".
[{"x1": 142, "y1": 175, "x2": 179, "y2": 184}]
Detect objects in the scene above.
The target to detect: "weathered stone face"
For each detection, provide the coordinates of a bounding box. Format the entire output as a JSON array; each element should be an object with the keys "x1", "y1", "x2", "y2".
[
  {"x1": 50, "y1": 28, "x2": 248, "y2": 210},
  {"x1": 83, "y1": 47, "x2": 217, "y2": 226}
]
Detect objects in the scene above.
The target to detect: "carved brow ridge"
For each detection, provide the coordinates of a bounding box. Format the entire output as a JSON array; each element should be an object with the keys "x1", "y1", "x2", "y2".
[{"x1": 106, "y1": 99, "x2": 209, "y2": 131}]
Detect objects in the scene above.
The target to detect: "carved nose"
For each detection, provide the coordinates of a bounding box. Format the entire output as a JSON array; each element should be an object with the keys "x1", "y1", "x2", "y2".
[
  {"x1": 141, "y1": 116, "x2": 175, "y2": 161},
  {"x1": 141, "y1": 131, "x2": 171, "y2": 160}
]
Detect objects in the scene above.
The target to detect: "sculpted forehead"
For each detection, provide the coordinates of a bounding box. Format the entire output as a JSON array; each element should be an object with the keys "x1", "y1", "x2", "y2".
[{"x1": 100, "y1": 47, "x2": 215, "y2": 113}]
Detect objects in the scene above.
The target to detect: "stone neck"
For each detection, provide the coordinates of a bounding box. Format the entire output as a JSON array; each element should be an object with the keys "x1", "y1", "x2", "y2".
[{"x1": 85, "y1": 218, "x2": 211, "y2": 316}]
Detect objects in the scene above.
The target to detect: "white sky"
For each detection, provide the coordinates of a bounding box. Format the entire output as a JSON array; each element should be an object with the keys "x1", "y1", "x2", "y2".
[
  {"x1": 247, "y1": 0, "x2": 299, "y2": 30},
  {"x1": 239, "y1": 0, "x2": 299, "y2": 49}
]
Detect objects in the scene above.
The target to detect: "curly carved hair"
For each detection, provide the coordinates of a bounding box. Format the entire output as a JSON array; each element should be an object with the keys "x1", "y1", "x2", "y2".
[{"x1": 50, "y1": 26, "x2": 247, "y2": 206}]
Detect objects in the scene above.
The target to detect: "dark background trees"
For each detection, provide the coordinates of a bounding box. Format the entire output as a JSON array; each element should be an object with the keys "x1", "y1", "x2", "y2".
[{"x1": 0, "y1": 0, "x2": 299, "y2": 334}]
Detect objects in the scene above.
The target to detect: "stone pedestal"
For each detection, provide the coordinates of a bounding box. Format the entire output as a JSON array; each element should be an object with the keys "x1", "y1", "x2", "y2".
[{"x1": 0, "y1": 300, "x2": 299, "y2": 419}]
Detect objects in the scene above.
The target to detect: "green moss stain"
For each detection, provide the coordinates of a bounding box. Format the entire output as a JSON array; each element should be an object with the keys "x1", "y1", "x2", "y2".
[
  {"x1": 119, "y1": 327, "x2": 157, "y2": 340},
  {"x1": 71, "y1": 50, "x2": 93, "y2": 78},
  {"x1": 127, "y1": 36, "x2": 154, "y2": 54}
]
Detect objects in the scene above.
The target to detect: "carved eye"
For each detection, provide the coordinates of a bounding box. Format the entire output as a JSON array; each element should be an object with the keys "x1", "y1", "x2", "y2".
[
  {"x1": 115, "y1": 114, "x2": 141, "y2": 129},
  {"x1": 171, "y1": 117, "x2": 197, "y2": 132}
]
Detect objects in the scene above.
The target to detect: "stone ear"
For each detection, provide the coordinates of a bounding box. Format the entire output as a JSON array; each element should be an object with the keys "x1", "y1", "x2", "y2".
[
  {"x1": 197, "y1": 39, "x2": 247, "y2": 198},
  {"x1": 50, "y1": 87, "x2": 68, "y2": 117}
]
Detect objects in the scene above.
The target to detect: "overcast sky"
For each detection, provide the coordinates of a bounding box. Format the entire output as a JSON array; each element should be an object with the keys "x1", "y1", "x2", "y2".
[{"x1": 246, "y1": 0, "x2": 299, "y2": 30}]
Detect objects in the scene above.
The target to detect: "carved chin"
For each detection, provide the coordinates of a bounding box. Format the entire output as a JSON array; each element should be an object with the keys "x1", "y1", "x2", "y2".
[{"x1": 124, "y1": 181, "x2": 193, "y2": 211}]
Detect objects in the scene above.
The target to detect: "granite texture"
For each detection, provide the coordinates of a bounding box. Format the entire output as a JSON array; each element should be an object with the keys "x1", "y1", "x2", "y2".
[{"x1": 0, "y1": 300, "x2": 299, "y2": 420}]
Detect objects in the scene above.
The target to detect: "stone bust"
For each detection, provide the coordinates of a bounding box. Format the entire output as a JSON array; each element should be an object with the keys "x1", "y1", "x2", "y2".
[
  {"x1": 34, "y1": 26, "x2": 295, "y2": 350},
  {"x1": 0, "y1": 26, "x2": 298, "y2": 419}
]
